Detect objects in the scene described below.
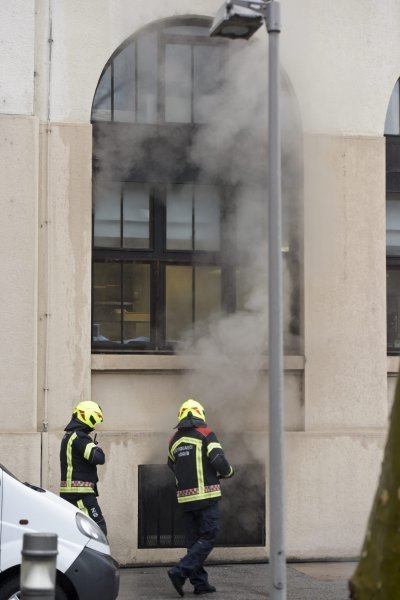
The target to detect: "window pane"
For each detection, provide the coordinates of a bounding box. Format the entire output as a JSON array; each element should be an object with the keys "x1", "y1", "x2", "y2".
[
  {"x1": 137, "y1": 33, "x2": 158, "y2": 123},
  {"x1": 92, "y1": 65, "x2": 112, "y2": 121},
  {"x1": 387, "y1": 193, "x2": 400, "y2": 255},
  {"x1": 193, "y1": 45, "x2": 220, "y2": 123},
  {"x1": 385, "y1": 81, "x2": 400, "y2": 135},
  {"x1": 165, "y1": 44, "x2": 192, "y2": 123},
  {"x1": 114, "y1": 44, "x2": 135, "y2": 123},
  {"x1": 92, "y1": 263, "x2": 121, "y2": 343},
  {"x1": 93, "y1": 184, "x2": 121, "y2": 247},
  {"x1": 123, "y1": 184, "x2": 150, "y2": 248},
  {"x1": 194, "y1": 185, "x2": 220, "y2": 250},
  {"x1": 195, "y1": 266, "x2": 221, "y2": 324},
  {"x1": 166, "y1": 266, "x2": 193, "y2": 343},
  {"x1": 387, "y1": 269, "x2": 400, "y2": 351},
  {"x1": 123, "y1": 263, "x2": 151, "y2": 344},
  {"x1": 166, "y1": 185, "x2": 193, "y2": 249}
]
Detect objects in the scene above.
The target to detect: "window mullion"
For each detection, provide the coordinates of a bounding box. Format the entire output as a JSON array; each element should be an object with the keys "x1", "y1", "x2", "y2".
[
  {"x1": 120, "y1": 187, "x2": 124, "y2": 248},
  {"x1": 134, "y1": 42, "x2": 138, "y2": 122},
  {"x1": 111, "y1": 61, "x2": 115, "y2": 121},
  {"x1": 156, "y1": 261, "x2": 164, "y2": 351},
  {"x1": 191, "y1": 45, "x2": 194, "y2": 123},
  {"x1": 192, "y1": 266, "x2": 196, "y2": 327},
  {"x1": 120, "y1": 262, "x2": 124, "y2": 344},
  {"x1": 192, "y1": 186, "x2": 195, "y2": 325},
  {"x1": 158, "y1": 32, "x2": 165, "y2": 123},
  {"x1": 154, "y1": 188, "x2": 165, "y2": 349}
]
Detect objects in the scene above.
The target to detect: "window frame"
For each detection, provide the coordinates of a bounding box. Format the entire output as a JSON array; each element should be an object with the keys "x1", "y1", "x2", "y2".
[
  {"x1": 92, "y1": 182, "x2": 236, "y2": 353},
  {"x1": 91, "y1": 16, "x2": 303, "y2": 355}
]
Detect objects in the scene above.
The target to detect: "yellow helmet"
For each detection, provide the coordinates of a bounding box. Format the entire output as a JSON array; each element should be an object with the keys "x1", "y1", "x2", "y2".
[
  {"x1": 73, "y1": 400, "x2": 103, "y2": 429},
  {"x1": 178, "y1": 399, "x2": 206, "y2": 423}
]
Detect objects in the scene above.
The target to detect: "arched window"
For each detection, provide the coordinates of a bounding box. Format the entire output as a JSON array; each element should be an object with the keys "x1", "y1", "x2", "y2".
[
  {"x1": 386, "y1": 79, "x2": 400, "y2": 353},
  {"x1": 91, "y1": 17, "x2": 302, "y2": 354}
]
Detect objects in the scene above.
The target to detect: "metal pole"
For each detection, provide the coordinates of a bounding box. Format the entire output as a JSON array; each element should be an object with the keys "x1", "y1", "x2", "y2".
[
  {"x1": 266, "y1": 2, "x2": 286, "y2": 599},
  {"x1": 20, "y1": 533, "x2": 58, "y2": 600}
]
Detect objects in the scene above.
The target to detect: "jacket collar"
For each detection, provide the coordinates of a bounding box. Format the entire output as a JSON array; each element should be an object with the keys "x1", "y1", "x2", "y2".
[{"x1": 175, "y1": 416, "x2": 207, "y2": 430}]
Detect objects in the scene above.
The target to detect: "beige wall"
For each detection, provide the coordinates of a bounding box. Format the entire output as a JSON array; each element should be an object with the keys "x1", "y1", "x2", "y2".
[
  {"x1": 303, "y1": 134, "x2": 387, "y2": 430},
  {"x1": 25, "y1": 0, "x2": 400, "y2": 133},
  {"x1": 37, "y1": 123, "x2": 92, "y2": 435},
  {"x1": 285, "y1": 431, "x2": 384, "y2": 559},
  {"x1": 90, "y1": 355, "x2": 305, "y2": 432},
  {"x1": 283, "y1": 0, "x2": 400, "y2": 135},
  {"x1": 43, "y1": 429, "x2": 384, "y2": 563},
  {"x1": 0, "y1": 115, "x2": 39, "y2": 431},
  {"x1": 0, "y1": 1, "x2": 35, "y2": 116},
  {"x1": 0, "y1": 434, "x2": 41, "y2": 484}
]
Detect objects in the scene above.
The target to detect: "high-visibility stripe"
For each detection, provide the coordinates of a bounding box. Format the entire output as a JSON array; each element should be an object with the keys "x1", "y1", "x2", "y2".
[
  {"x1": 170, "y1": 436, "x2": 206, "y2": 497},
  {"x1": 60, "y1": 486, "x2": 95, "y2": 494},
  {"x1": 60, "y1": 480, "x2": 94, "y2": 488},
  {"x1": 77, "y1": 499, "x2": 89, "y2": 516},
  {"x1": 206, "y1": 442, "x2": 222, "y2": 456},
  {"x1": 66, "y1": 433, "x2": 77, "y2": 484},
  {"x1": 84, "y1": 442, "x2": 96, "y2": 460},
  {"x1": 170, "y1": 436, "x2": 202, "y2": 456},
  {"x1": 177, "y1": 484, "x2": 220, "y2": 497},
  {"x1": 178, "y1": 490, "x2": 222, "y2": 504},
  {"x1": 196, "y1": 440, "x2": 204, "y2": 494}
]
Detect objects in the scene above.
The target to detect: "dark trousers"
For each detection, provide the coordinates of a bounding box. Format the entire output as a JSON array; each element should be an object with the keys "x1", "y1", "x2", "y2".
[
  {"x1": 172, "y1": 502, "x2": 219, "y2": 589},
  {"x1": 61, "y1": 493, "x2": 107, "y2": 536}
]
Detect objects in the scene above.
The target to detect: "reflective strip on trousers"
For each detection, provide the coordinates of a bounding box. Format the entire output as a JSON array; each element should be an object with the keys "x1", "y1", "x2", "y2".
[{"x1": 77, "y1": 499, "x2": 89, "y2": 516}]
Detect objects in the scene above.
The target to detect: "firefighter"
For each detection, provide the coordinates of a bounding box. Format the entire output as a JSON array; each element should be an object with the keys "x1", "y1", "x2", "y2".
[
  {"x1": 60, "y1": 400, "x2": 107, "y2": 535},
  {"x1": 167, "y1": 399, "x2": 234, "y2": 596}
]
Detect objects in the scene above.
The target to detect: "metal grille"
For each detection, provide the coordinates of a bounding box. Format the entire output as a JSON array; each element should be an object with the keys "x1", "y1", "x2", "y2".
[{"x1": 138, "y1": 464, "x2": 265, "y2": 548}]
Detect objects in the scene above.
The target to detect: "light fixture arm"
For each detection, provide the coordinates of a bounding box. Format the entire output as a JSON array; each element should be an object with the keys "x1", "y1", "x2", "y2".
[{"x1": 226, "y1": 0, "x2": 281, "y2": 32}]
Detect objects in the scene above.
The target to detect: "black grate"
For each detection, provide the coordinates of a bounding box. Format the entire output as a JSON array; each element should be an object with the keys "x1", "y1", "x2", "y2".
[{"x1": 138, "y1": 464, "x2": 265, "y2": 548}]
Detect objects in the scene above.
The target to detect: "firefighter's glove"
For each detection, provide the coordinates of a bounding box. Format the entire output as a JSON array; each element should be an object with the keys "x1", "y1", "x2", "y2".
[{"x1": 220, "y1": 466, "x2": 235, "y2": 479}]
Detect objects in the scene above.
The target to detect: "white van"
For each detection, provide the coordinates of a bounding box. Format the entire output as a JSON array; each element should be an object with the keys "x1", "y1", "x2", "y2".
[{"x1": 0, "y1": 464, "x2": 119, "y2": 600}]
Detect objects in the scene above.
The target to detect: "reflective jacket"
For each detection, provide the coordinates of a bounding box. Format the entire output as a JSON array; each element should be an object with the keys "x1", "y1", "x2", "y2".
[
  {"x1": 60, "y1": 417, "x2": 105, "y2": 495},
  {"x1": 168, "y1": 417, "x2": 234, "y2": 511}
]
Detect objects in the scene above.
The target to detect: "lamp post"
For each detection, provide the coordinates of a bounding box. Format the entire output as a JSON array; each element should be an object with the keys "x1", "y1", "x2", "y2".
[{"x1": 210, "y1": 3, "x2": 286, "y2": 599}]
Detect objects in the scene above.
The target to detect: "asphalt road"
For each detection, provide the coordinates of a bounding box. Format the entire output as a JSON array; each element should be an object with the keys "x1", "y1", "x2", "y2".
[{"x1": 117, "y1": 561, "x2": 355, "y2": 599}]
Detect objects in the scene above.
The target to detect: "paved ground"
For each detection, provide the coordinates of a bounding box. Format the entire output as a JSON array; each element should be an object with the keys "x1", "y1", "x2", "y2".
[{"x1": 117, "y1": 562, "x2": 356, "y2": 599}]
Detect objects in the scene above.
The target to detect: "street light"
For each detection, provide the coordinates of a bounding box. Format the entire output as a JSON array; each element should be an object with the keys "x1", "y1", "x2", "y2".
[
  {"x1": 209, "y1": 1, "x2": 263, "y2": 38},
  {"x1": 210, "y1": 2, "x2": 286, "y2": 600}
]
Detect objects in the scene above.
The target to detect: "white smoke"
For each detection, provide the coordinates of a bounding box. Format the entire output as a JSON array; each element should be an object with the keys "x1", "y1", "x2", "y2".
[{"x1": 174, "y1": 34, "x2": 302, "y2": 429}]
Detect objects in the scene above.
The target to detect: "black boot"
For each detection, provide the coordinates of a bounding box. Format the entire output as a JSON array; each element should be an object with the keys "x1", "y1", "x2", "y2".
[
  {"x1": 168, "y1": 569, "x2": 186, "y2": 597},
  {"x1": 194, "y1": 583, "x2": 217, "y2": 595}
]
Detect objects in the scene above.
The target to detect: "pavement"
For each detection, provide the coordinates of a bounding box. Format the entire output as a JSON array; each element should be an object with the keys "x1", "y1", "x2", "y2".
[{"x1": 117, "y1": 561, "x2": 356, "y2": 599}]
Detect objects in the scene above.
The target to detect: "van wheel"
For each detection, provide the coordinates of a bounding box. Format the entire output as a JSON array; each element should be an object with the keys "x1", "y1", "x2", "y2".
[{"x1": 0, "y1": 572, "x2": 68, "y2": 600}]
